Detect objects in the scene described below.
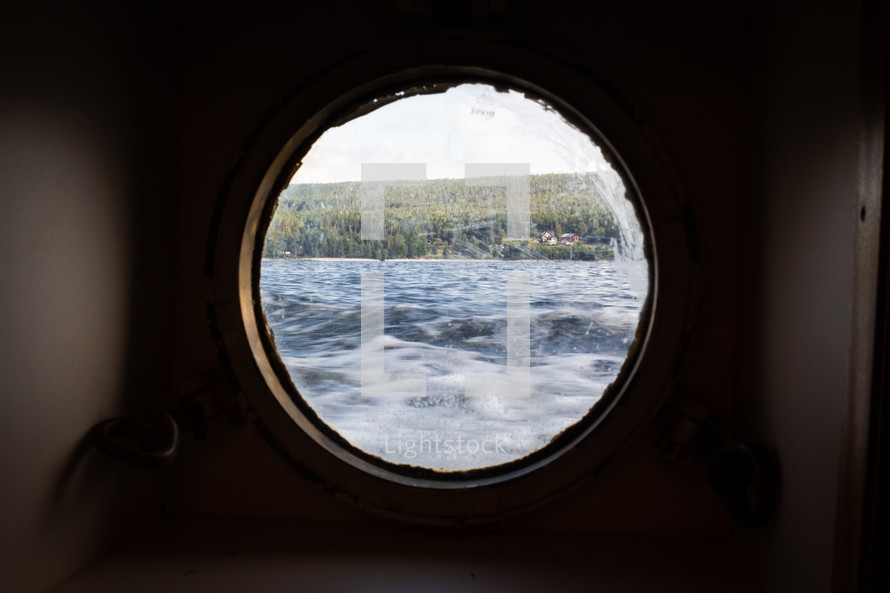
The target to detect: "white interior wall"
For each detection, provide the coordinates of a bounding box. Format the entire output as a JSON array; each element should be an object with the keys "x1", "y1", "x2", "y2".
[
  {"x1": 0, "y1": 6, "x2": 177, "y2": 593},
  {"x1": 737, "y1": 2, "x2": 863, "y2": 592}
]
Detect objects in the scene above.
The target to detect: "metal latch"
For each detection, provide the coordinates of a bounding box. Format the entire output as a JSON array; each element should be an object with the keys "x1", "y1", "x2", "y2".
[{"x1": 659, "y1": 396, "x2": 777, "y2": 529}]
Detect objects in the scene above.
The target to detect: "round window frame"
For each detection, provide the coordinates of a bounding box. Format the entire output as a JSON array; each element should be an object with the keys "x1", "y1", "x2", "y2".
[
  {"x1": 209, "y1": 41, "x2": 695, "y2": 525},
  {"x1": 258, "y1": 77, "x2": 653, "y2": 483}
]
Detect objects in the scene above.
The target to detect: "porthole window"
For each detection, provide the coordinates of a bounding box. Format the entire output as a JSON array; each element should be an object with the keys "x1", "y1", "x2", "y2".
[
  {"x1": 259, "y1": 82, "x2": 650, "y2": 475},
  {"x1": 210, "y1": 48, "x2": 693, "y2": 523}
]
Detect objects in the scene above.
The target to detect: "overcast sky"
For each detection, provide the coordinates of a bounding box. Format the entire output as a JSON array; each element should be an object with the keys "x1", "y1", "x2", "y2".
[{"x1": 288, "y1": 83, "x2": 615, "y2": 184}]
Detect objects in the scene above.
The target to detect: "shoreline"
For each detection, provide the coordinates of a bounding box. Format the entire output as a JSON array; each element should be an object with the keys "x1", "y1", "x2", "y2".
[
  {"x1": 263, "y1": 257, "x2": 510, "y2": 262},
  {"x1": 262, "y1": 256, "x2": 612, "y2": 263}
]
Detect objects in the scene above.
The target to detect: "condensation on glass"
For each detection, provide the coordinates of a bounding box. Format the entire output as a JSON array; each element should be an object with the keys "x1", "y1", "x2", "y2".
[{"x1": 258, "y1": 82, "x2": 650, "y2": 473}]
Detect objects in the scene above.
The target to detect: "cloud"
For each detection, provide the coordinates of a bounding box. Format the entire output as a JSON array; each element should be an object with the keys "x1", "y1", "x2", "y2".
[{"x1": 290, "y1": 83, "x2": 613, "y2": 184}]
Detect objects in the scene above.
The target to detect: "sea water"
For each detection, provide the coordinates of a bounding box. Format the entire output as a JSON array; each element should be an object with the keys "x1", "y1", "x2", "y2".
[{"x1": 260, "y1": 258, "x2": 647, "y2": 471}]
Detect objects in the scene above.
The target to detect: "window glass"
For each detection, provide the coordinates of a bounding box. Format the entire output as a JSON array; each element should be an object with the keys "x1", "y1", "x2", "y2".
[{"x1": 260, "y1": 83, "x2": 649, "y2": 472}]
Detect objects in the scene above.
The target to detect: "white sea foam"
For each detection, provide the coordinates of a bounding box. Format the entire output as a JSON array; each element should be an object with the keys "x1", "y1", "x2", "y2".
[{"x1": 262, "y1": 259, "x2": 647, "y2": 470}]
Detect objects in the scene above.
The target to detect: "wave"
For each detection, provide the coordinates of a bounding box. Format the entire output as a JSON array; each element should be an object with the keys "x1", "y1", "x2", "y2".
[{"x1": 261, "y1": 258, "x2": 647, "y2": 470}]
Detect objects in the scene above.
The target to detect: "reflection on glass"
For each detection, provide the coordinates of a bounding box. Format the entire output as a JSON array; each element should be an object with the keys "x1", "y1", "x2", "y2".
[{"x1": 260, "y1": 83, "x2": 649, "y2": 471}]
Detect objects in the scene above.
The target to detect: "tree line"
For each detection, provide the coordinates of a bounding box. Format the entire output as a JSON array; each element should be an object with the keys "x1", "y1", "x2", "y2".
[{"x1": 262, "y1": 172, "x2": 620, "y2": 260}]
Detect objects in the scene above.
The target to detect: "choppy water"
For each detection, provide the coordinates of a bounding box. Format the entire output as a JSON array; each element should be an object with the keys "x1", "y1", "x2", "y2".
[{"x1": 260, "y1": 259, "x2": 647, "y2": 471}]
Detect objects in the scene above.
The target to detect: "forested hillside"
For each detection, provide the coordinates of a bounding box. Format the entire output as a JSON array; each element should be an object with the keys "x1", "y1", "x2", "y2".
[{"x1": 263, "y1": 173, "x2": 619, "y2": 260}]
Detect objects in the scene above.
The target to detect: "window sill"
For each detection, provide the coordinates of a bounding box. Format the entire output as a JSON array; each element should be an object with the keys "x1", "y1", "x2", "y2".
[{"x1": 49, "y1": 514, "x2": 764, "y2": 593}]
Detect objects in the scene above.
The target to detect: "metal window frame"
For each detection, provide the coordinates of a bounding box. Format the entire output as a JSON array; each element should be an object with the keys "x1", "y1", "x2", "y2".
[{"x1": 207, "y1": 39, "x2": 697, "y2": 525}]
